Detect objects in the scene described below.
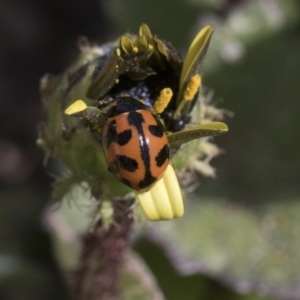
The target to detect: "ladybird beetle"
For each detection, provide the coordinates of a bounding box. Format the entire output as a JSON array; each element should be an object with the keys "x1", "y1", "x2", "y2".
[
  {"x1": 101, "y1": 96, "x2": 169, "y2": 191},
  {"x1": 64, "y1": 24, "x2": 228, "y2": 194}
]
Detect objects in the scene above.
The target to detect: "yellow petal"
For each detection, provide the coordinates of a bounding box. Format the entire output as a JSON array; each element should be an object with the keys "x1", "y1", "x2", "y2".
[
  {"x1": 136, "y1": 190, "x2": 161, "y2": 221},
  {"x1": 149, "y1": 177, "x2": 174, "y2": 220},
  {"x1": 65, "y1": 100, "x2": 87, "y2": 115},
  {"x1": 162, "y1": 164, "x2": 184, "y2": 218},
  {"x1": 136, "y1": 165, "x2": 184, "y2": 221}
]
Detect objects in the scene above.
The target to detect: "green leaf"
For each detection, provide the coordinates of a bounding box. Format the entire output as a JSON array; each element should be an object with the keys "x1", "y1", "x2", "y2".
[
  {"x1": 175, "y1": 25, "x2": 214, "y2": 118},
  {"x1": 149, "y1": 197, "x2": 300, "y2": 297},
  {"x1": 168, "y1": 122, "x2": 228, "y2": 157},
  {"x1": 119, "y1": 250, "x2": 165, "y2": 300},
  {"x1": 179, "y1": 25, "x2": 214, "y2": 92}
]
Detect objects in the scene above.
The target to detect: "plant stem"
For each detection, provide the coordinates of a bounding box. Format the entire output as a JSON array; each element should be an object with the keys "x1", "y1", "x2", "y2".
[{"x1": 72, "y1": 198, "x2": 134, "y2": 300}]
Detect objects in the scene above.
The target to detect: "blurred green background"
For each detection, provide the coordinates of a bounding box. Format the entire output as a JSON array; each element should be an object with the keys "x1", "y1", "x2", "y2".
[{"x1": 1, "y1": 0, "x2": 300, "y2": 299}]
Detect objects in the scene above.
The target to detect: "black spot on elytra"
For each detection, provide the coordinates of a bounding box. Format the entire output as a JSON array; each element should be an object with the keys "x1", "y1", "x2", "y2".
[
  {"x1": 117, "y1": 129, "x2": 132, "y2": 145},
  {"x1": 103, "y1": 120, "x2": 117, "y2": 148},
  {"x1": 104, "y1": 120, "x2": 132, "y2": 147},
  {"x1": 126, "y1": 110, "x2": 163, "y2": 190},
  {"x1": 117, "y1": 155, "x2": 138, "y2": 172},
  {"x1": 105, "y1": 97, "x2": 148, "y2": 116},
  {"x1": 139, "y1": 171, "x2": 156, "y2": 190},
  {"x1": 155, "y1": 144, "x2": 169, "y2": 167},
  {"x1": 127, "y1": 111, "x2": 145, "y2": 126},
  {"x1": 127, "y1": 111, "x2": 151, "y2": 174},
  {"x1": 120, "y1": 177, "x2": 132, "y2": 188},
  {"x1": 148, "y1": 124, "x2": 163, "y2": 137}
]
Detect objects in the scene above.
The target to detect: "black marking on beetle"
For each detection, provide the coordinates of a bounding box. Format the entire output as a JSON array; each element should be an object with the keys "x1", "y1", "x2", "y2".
[
  {"x1": 117, "y1": 129, "x2": 132, "y2": 145},
  {"x1": 138, "y1": 171, "x2": 156, "y2": 189},
  {"x1": 120, "y1": 177, "x2": 132, "y2": 188},
  {"x1": 127, "y1": 110, "x2": 145, "y2": 125},
  {"x1": 104, "y1": 120, "x2": 132, "y2": 148},
  {"x1": 155, "y1": 144, "x2": 169, "y2": 167},
  {"x1": 148, "y1": 124, "x2": 164, "y2": 137},
  {"x1": 127, "y1": 111, "x2": 149, "y2": 171},
  {"x1": 116, "y1": 155, "x2": 138, "y2": 172},
  {"x1": 106, "y1": 97, "x2": 148, "y2": 116},
  {"x1": 127, "y1": 111, "x2": 157, "y2": 189},
  {"x1": 103, "y1": 120, "x2": 117, "y2": 148}
]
